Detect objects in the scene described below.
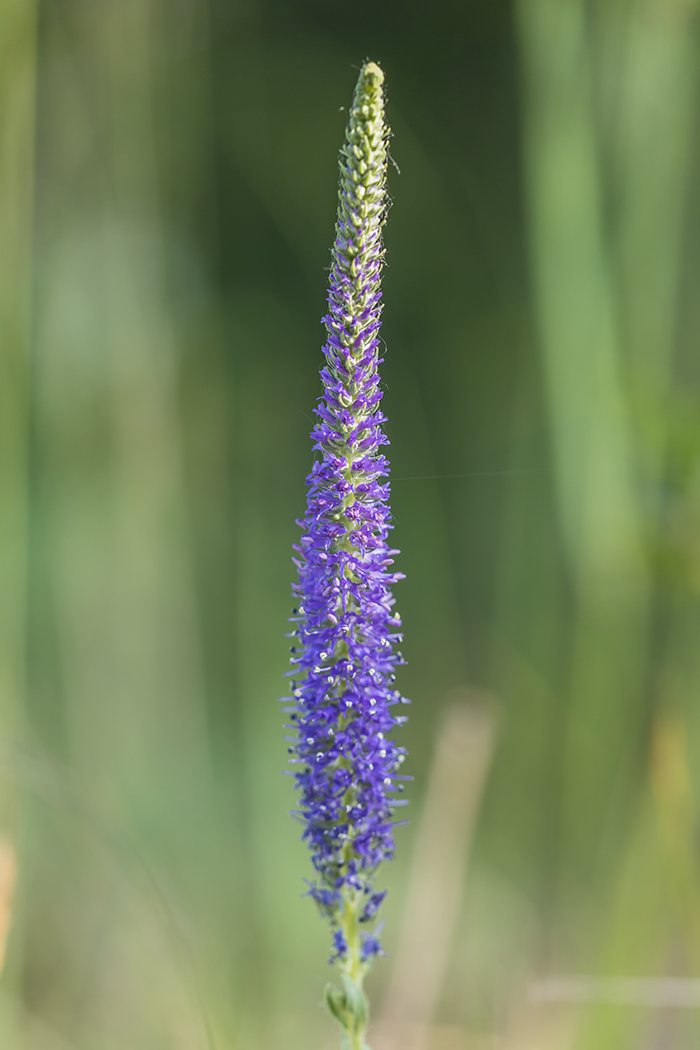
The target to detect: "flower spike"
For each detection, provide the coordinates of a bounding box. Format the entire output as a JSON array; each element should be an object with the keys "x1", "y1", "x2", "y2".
[{"x1": 285, "y1": 61, "x2": 408, "y2": 1050}]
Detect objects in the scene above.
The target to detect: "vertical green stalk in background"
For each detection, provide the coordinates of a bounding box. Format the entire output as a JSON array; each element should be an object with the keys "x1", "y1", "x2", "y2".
[
  {"x1": 516, "y1": 0, "x2": 650, "y2": 918},
  {"x1": 607, "y1": 0, "x2": 700, "y2": 827},
  {"x1": 517, "y1": 0, "x2": 700, "y2": 1045},
  {"x1": 573, "y1": 4, "x2": 700, "y2": 1047},
  {"x1": 35, "y1": 0, "x2": 209, "y2": 807},
  {"x1": 0, "y1": 0, "x2": 36, "y2": 1042},
  {"x1": 0, "y1": 0, "x2": 35, "y2": 786},
  {"x1": 608, "y1": 0, "x2": 698, "y2": 485},
  {"x1": 29, "y1": 1, "x2": 217, "y2": 1044}
]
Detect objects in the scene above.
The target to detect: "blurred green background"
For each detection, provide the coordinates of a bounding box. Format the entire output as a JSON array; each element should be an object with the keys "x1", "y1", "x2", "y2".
[{"x1": 2, "y1": 0, "x2": 700, "y2": 1047}]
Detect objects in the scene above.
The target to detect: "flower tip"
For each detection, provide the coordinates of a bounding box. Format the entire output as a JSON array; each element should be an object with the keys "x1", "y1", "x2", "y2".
[{"x1": 362, "y1": 61, "x2": 385, "y2": 86}]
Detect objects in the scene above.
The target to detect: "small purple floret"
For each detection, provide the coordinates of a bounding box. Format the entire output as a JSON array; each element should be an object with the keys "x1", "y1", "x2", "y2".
[
  {"x1": 360, "y1": 891, "x2": 387, "y2": 923},
  {"x1": 333, "y1": 929, "x2": 349, "y2": 960},
  {"x1": 360, "y1": 935, "x2": 385, "y2": 962}
]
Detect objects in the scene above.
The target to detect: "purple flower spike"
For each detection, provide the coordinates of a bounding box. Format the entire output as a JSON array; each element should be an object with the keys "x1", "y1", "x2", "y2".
[{"x1": 284, "y1": 61, "x2": 408, "y2": 1047}]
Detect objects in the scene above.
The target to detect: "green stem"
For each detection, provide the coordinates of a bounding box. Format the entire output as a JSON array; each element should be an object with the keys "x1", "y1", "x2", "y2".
[
  {"x1": 325, "y1": 888, "x2": 372, "y2": 1050},
  {"x1": 340, "y1": 889, "x2": 363, "y2": 985}
]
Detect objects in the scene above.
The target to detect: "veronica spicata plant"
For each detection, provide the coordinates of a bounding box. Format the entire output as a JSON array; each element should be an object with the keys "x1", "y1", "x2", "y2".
[{"x1": 282, "y1": 62, "x2": 409, "y2": 1050}]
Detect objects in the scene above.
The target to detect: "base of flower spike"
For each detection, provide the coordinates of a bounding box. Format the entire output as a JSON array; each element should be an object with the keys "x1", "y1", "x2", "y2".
[{"x1": 325, "y1": 973, "x2": 371, "y2": 1050}]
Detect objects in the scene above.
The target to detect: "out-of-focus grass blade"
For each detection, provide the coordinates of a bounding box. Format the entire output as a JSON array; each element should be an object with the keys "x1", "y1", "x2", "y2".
[
  {"x1": 518, "y1": 1, "x2": 700, "y2": 1047},
  {"x1": 0, "y1": 2, "x2": 36, "y2": 1042},
  {"x1": 604, "y1": 0, "x2": 698, "y2": 488},
  {"x1": 377, "y1": 696, "x2": 497, "y2": 1050},
  {"x1": 516, "y1": 0, "x2": 650, "y2": 910},
  {"x1": 0, "y1": 0, "x2": 35, "y2": 780}
]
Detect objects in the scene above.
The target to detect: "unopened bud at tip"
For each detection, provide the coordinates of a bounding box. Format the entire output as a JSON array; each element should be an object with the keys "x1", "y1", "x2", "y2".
[{"x1": 363, "y1": 62, "x2": 384, "y2": 85}]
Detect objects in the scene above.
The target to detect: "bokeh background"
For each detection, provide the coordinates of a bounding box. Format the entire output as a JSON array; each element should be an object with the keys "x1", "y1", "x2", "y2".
[{"x1": 2, "y1": 0, "x2": 700, "y2": 1047}]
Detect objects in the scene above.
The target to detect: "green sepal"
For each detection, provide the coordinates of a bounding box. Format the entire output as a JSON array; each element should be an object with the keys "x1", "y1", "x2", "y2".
[
  {"x1": 340, "y1": 973, "x2": 368, "y2": 1030},
  {"x1": 325, "y1": 982, "x2": 350, "y2": 1029},
  {"x1": 325, "y1": 974, "x2": 370, "y2": 1045}
]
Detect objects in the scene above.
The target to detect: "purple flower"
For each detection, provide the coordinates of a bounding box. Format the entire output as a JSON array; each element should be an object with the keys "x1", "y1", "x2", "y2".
[
  {"x1": 360, "y1": 935, "x2": 385, "y2": 962},
  {"x1": 283, "y1": 62, "x2": 409, "y2": 1003},
  {"x1": 360, "y1": 890, "x2": 387, "y2": 923},
  {"x1": 333, "y1": 929, "x2": 349, "y2": 960},
  {"x1": 306, "y1": 881, "x2": 342, "y2": 917}
]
